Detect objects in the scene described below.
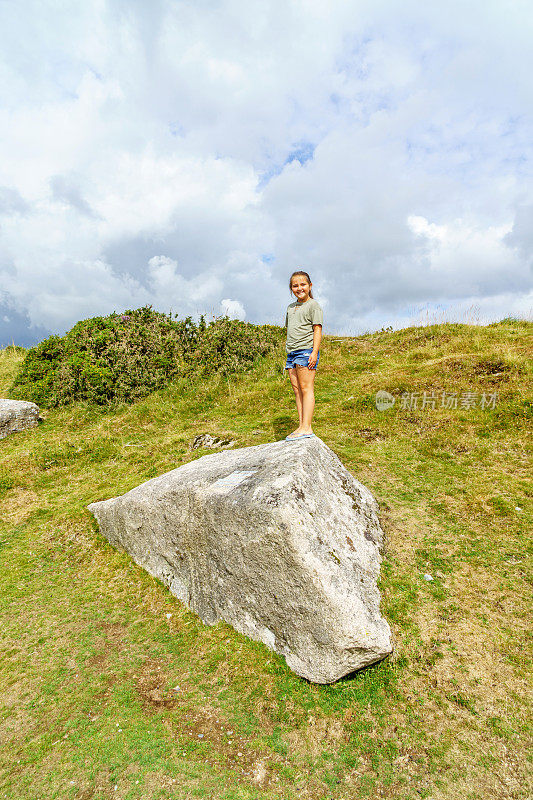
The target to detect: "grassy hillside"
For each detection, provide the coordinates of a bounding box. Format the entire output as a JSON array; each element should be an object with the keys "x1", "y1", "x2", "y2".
[{"x1": 0, "y1": 320, "x2": 531, "y2": 800}]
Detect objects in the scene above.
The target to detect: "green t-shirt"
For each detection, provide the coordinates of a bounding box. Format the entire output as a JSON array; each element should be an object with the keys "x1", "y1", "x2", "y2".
[{"x1": 285, "y1": 298, "x2": 323, "y2": 353}]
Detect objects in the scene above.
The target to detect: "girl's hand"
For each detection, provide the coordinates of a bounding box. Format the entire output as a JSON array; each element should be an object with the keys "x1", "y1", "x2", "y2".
[{"x1": 308, "y1": 351, "x2": 318, "y2": 369}]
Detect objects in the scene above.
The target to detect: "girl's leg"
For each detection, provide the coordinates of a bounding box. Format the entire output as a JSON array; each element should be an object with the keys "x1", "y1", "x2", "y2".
[
  {"x1": 287, "y1": 367, "x2": 304, "y2": 435},
  {"x1": 294, "y1": 365, "x2": 316, "y2": 434}
]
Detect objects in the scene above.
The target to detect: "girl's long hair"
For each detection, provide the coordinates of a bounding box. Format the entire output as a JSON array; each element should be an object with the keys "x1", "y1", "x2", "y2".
[{"x1": 289, "y1": 270, "x2": 314, "y2": 298}]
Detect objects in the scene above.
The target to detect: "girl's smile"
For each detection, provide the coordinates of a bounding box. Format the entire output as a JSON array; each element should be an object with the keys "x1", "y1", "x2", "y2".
[{"x1": 291, "y1": 278, "x2": 312, "y2": 302}]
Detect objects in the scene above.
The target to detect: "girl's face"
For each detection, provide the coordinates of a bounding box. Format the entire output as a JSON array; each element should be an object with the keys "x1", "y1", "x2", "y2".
[{"x1": 291, "y1": 276, "x2": 312, "y2": 302}]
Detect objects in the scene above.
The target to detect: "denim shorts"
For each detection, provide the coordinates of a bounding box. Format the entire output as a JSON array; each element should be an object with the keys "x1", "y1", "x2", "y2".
[{"x1": 284, "y1": 348, "x2": 320, "y2": 370}]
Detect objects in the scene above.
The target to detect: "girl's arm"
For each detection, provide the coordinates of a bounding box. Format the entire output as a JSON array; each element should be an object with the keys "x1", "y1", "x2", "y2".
[{"x1": 308, "y1": 324, "x2": 322, "y2": 368}]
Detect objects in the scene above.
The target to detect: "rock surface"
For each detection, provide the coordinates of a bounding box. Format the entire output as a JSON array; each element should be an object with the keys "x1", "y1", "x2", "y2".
[
  {"x1": 0, "y1": 399, "x2": 40, "y2": 440},
  {"x1": 88, "y1": 436, "x2": 392, "y2": 683}
]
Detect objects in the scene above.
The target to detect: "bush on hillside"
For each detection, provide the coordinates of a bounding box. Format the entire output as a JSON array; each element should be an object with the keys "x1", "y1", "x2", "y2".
[
  {"x1": 10, "y1": 306, "x2": 281, "y2": 407},
  {"x1": 188, "y1": 316, "x2": 281, "y2": 377}
]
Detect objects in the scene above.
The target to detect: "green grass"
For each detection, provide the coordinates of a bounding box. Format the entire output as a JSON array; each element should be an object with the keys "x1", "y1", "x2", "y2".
[{"x1": 0, "y1": 319, "x2": 532, "y2": 799}]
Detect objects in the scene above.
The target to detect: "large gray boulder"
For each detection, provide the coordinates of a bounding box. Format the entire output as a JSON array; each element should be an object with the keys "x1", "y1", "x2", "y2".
[
  {"x1": 88, "y1": 436, "x2": 392, "y2": 683},
  {"x1": 0, "y1": 399, "x2": 40, "y2": 440}
]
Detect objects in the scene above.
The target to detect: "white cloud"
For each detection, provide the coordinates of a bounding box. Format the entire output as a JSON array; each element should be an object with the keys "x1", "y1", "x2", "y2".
[
  {"x1": 148, "y1": 255, "x2": 224, "y2": 311},
  {"x1": 0, "y1": 0, "x2": 531, "y2": 345},
  {"x1": 220, "y1": 298, "x2": 246, "y2": 320}
]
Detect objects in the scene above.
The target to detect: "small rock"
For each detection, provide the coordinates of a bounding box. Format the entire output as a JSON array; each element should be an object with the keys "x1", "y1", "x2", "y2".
[
  {"x1": 191, "y1": 433, "x2": 236, "y2": 450},
  {"x1": 0, "y1": 399, "x2": 40, "y2": 440},
  {"x1": 423, "y1": 573, "x2": 433, "y2": 581},
  {"x1": 515, "y1": 506, "x2": 522, "y2": 511},
  {"x1": 252, "y1": 760, "x2": 268, "y2": 784}
]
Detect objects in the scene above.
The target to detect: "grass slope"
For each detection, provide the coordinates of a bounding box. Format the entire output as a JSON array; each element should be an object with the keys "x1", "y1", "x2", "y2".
[{"x1": 0, "y1": 321, "x2": 531, "y2": 800}]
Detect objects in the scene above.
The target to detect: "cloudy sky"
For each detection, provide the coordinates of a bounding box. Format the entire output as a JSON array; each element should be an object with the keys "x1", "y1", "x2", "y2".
[{"x1": 1, "y1": 0, "x2": 532, "y2": 346}]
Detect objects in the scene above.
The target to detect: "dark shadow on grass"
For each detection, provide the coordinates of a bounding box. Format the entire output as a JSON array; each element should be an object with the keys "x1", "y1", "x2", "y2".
[
  {"x1": 272, "y1": 414, "x2": 294, "y2": 441},
  {"x1": 296, "y1": 652, "x2": 393, "y2": 687},
  {"x1": 337, "y1": 652, "x2": 393, "y2": 683}
]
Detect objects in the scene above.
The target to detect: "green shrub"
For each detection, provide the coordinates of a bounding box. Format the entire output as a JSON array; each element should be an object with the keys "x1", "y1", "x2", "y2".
[
  {"x1": 10, "y1": 306, "x2": 281, "y2": 407},
  {"x1": 186, "y1": 316, "x2": 281, "y2": 377}
]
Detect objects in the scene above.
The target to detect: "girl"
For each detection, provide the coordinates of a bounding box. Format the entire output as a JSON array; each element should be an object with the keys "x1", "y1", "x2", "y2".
[{"x1": 284, "y1": 270, "x2": 323, "y2": 440}]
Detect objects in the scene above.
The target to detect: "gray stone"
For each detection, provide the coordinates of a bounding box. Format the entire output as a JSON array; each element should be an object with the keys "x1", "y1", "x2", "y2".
[
  {"x1": 191, "y1": 433, "x2": 236, "y2": 450},
  {"x1": 0, "y1": 399, "x2": 40, "y2": 440},
  {"x1": 88, "y1": 436, "x2": 392, "y2": 683}
]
